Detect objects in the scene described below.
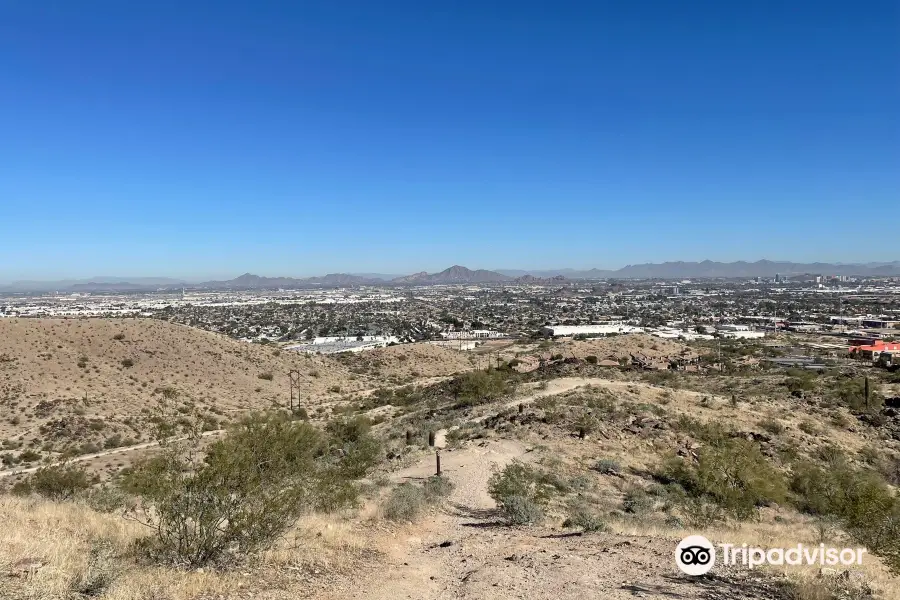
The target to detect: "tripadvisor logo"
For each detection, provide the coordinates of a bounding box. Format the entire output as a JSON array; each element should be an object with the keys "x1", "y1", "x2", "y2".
[
  {"x1": 675, "y1": 535, "x2": 867, "y2": 576},
  {"x1": 676, "y1": 535, "x2": 716, "y2": 575}
]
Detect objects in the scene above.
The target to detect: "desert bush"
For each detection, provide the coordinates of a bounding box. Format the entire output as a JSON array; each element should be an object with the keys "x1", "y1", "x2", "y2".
[
  {"x1": 758, "y1": 417, "x2": 785, "y2": 435},
  {"x1": 383, "y1": 475, "x2": 454, "y2": 522},
  {"x1": 12, "y1": 463, "x2": 95, "y2": 501},
  {"x1": 790, "y1": 459, "x2": 900, "y2": 574},
  {"x1": 798, "y1": 420, "x2": 819, "y2": 435},
  {"x1": 790, "y1": 577, "x2": 872, "y2": 600},
  {"x1": 337, "y1": 432, "x2": 383, "y2": 479},
  {"x1": 112, "y1": 333, "x2": 126, "y2": 341},
  {"x1": 123, "y1": 412, "x2": 367, "y2": 566},
  {"x1": 784, "y1": 370, "x2": 816, "y2": 393},
  {"x1": 449, "y1": 369, "x2": 514, "y2": 406},
  {"x1": 423, "y1": 475, "x2": 454, "y2": 502},
  {"x1": 594, "y1": 458, "x2": 622, "y2": 475},
  {"x1": 832, "y1": 378, "x2": 883, "y2": 412},
  {"x1": 120, "y1": 358, "x2": 134, "y2": 368},
  {"x1": 19, "y1": 449, "x2": 40, "y2": 462},
  {"x1": 326, "y1": 415, "x2": 372, "y2": 443},
  {"x1": 500, "y1": 494, "x2": 545, "y2": 525},
  {"x1": 383, "y1": 483, "x2": 426, "y2": 521},
  {"x1": 574, "y1": 413, "x2": 598, "y2": 438},
  {"x1": 84, "y1": 484, "x2": 130, "y2": 513},
  {"x1": 563, "y1": 501, "x2": 607, "y2": 532},
  {"x1": 622, "y1": 487, "x2": 654, "y2": 515},
  {"x1": 257, "y1": 371, "x2": 274, "y2": 381},
  {"x1": 488, "y1": 461, "x2": 551, "y2": 524},
  {"x1": 659, "y1": 438, "x2": 787, "y2": 520},
  {"x1": 585, "y1": 355, "x2": 598, "y2": 364}
]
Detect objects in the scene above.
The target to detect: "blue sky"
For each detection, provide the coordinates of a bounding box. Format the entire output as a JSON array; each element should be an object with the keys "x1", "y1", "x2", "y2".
[{"x1": 1, "y1": 1, "x2": 897, "y2": 280}]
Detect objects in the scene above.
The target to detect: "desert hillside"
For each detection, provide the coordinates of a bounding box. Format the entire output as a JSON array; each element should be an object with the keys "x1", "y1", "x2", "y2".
[
  {"x1": 0, "y1": 318, "x2": 475, "y2": 473},
  {"x1": 1, "y1": 324, "x2": 899, "y2": 600}
]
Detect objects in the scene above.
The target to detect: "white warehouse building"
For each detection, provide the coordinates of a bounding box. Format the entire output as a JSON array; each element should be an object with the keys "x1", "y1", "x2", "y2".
[{"x1": 540, "y1": 324, "x2": 644, "y2": 337}]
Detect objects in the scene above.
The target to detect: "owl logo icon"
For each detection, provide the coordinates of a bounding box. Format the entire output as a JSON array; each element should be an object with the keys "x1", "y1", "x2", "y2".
[{"x1": 675, "y1": 535, "x2": 716, "y2": 575}]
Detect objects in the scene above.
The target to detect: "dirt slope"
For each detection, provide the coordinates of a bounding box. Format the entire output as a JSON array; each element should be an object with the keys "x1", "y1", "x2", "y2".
[
  {"x1": 0, "y1": 319, "x2": 359, "y2": 464},
  {"x1": 0, "y1": 319, "x2": 483, "y2": 474}
]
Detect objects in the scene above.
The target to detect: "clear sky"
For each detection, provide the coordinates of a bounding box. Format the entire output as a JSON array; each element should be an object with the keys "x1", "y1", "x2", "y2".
[{"x1": 1, "y1": 1, "x2": 897, "y2": 281}]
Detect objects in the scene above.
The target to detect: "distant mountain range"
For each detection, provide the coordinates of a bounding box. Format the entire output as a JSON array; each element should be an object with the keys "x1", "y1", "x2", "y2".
[
  {"x1": 499, "y1": 260, "x2": 900, "y2": 279},
  {"x1": 3, "y1": 260, "x2": 899, "y2": 293},
  {"x1": 391, "y1": 265, "x2": 512, "y2": 284}
]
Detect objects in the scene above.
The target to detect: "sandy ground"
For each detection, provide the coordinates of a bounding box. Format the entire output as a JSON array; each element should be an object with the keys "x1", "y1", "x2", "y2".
[{"x1": 318, "y1": 438, "x2": 793, "y2": 600}]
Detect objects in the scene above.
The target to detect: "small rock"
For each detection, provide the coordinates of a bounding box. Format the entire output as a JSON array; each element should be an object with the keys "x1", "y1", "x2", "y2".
[
  {"x1": 819, "y1": 567, "x2": 838, "y2": 577},
  {"x1": 438, "y1": 540, "x2": 453, "y2": 548}
]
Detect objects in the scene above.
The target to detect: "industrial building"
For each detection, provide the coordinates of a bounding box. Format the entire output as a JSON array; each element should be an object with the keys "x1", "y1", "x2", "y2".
[
  {"x1": 284, "y1": 335, "x2": 399, "y2": 354},
  {"x1": 716, "y1": 324, "x2": 766, "y2": 339},
  {"x1": 540, "y1": 324, "x2": 644, "y2": 337}
]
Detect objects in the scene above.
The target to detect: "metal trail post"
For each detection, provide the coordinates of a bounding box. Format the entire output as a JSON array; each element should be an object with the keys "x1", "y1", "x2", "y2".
[{"x1": 436, "y1": 450, "x2": 442, "y2": 476}]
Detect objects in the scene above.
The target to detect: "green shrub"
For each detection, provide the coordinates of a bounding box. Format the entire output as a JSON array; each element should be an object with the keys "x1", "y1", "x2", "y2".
[
  {"x1": 70, "y1": 540, "x2": 119, "y2": 597},
  {"x1": 383, "y1": 483, "x2": 426, "y2": 522},
  {"x1": 123, "y1": 412, "x2": 365, "y2": 566},
  {"x1": 488, "y1": 461, "x2": 551, "y2": 524},
  {"x1": 659, "y1": 438, "x2": 787, "y2": 520},
  {"x1": 423, "y1": 475, "x2": 454, "y2": 502},
  {"x1": 326, "y1": 415, "x2": 372, "y2": 443},
  {"x1": 594, "y1": 458, "x2": 621, "y2": 475},
  {"x1": 499, "y1": 494, "x2": 544, "y2": 525},
  {"x1": 13, "y1": 464, "x2": 95, "y2": 501},
  {"x1": 563, "y1": 501, "x2": 607, "y2": 532},
  {"x1": 19, "y1": 449, "x2": 40, "y2": 462},
  {"x1": 337, "y1": 433, "x2": 383, "y2": 479},
  {"x1": 449, "y1": 370, "x2": 514, "y2": 406},
  {"x1": 832, "y1": 378, "x2": 883, "y2": 412},
  {"x1": 790, "y1": 459, "x2": 900, "y2": 574},
  {"x1": 382, "y1": 475, "x2": 454, "y2": 522},
  {"x1": 84, "y1": 484, "x2": 129, "y2": 513},
  {"x1": 622, "y1": 487, "x2": 654, "y2": 515},
  {"x1": 798, "y1": 420, "x2": 819, "y2": 435}
]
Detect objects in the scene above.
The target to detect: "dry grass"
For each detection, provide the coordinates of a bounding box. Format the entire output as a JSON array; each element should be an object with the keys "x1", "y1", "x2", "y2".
[{"x1": 0, "y1": 495, "x2": 369, "y2": 600}]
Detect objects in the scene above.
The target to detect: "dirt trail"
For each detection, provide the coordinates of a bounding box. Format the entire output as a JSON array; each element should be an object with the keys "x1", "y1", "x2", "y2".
[
  {"x1": 318, "y1": 377, "x2": 790, "y2": 600},
  {"x1": 434, "y1": 377, "x2": 610, "y2": 447},
  {"x1": 0, "y1": 430, "x2": 226, "y2": 479},
  {"x1": 324, "y1": 438, "x2": 528, "y2": 600}
]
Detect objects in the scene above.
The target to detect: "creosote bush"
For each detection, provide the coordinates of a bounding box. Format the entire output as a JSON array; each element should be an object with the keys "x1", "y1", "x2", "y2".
[
  {"x1": 12, "y1": 463, "x2": 96, "y2": 501},
  {"x1": 123, "y1": 411, "x2": 374, "y2": 566},
  {"x1": 450, "y1": 369, "x2": 515, "y2": 406},
  {"x1": 488, "y1": 461, "x2": 552, "y2": 525},
  {"x1": 563, "y1": 500, "x2": 607, "y2": 532},
  {"x1": 791, "y1": 459, "x2": 900, "y2": 574},
  {"x1": 383, "y1": 475, "x2": 454, "y2": 522},
  {"x1": 659, "y1": 438, "x2": 787, "y2": 520}
]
